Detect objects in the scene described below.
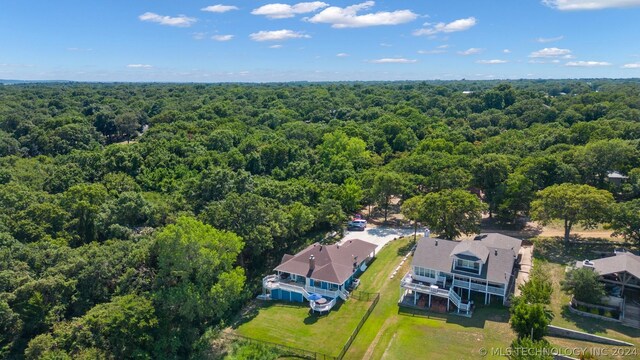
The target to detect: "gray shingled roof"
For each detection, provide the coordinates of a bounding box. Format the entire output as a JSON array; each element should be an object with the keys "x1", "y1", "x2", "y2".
[
  {"x1": 274, "y1": 239, "x2": 377, "y2": 284},
  {"x1": 479, "y1": 233, "x2": 522, "y2": 255},
  {"x1": 412, "y1": 233, "x2": 522, "y2": 284},
  {"x1": 451, "y1": 241, "x2": 490, "y2": 263},
  {"x1": 575, "y1": 252, "x2": 640, "y2": 279}
]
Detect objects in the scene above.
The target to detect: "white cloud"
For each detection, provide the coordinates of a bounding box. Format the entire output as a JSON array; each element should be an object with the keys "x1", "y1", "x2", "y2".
[
  {"x1": 565, "y1": 60, "x2": 611, "y2": 67},
  {"x1": 418, "y1": 49, "x2": 447, "y2": 55},
  {"x1": 458, "y1": 48, "x2": 483, "y2": 56},
  {"x1": 536, "y1": 35, "x2": 564, "y2": 43},
  {"x1": 477, "y1": 59, "x2": 508, "y2": 64},
  {"x1": 623, "y1": 62, "x2": 640, "y2": 68},
  {"x1": 437, "y1": 44, "x2": 450, "y2": 49},
  {"x1": 139, "y1": 12, "x2": 197, "y2": 27},
  {"x1": 370, "y1": 58, "x2": 417, "y2": 64},
  {"x1": 249, "y1": 29, "x2": 310, "y2": 41},
  {"x1": 529, "y1": 59, "x2": 561, "y2": 64},
  {"x1": 529, "y1": 47, "x2": 572, "y2": 58},
  {"x1": 212, "y1": 34, "x2": 234, "y2": 41},
  {"x1": 201, "y1": 4, "x2": 239, "y2": 13},
  {"x1": 336, "y1": 53, "x2": 350, "y2": 57},
  {"x1": 127, "y1": 64, "x2": 153, "y2": 69},
  {"x1": 307, "y1": 1, "x2": 418, "y2": 28},
  {"x1": 193, "y1": 32, "x2": 206, "y2": 40},
  {"x1": 270, "y1": 44, "x2": 284, "y2": 49},
  {"x1": 542, "y1": 0, "x2": 640, "y2": 10},
  {"x1": 252, "y1": 2, "x2": 328, "y2": 19},
  {"x1": 413, "y1": 17, "x2": 477, "y2": 36},
  {"x1": 503, "y1": 49, "x2": 511, "y2": 53}
]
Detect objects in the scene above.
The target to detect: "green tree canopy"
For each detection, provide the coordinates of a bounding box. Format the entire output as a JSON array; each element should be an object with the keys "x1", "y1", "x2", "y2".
[
  {"x1": 561, "y1": 267, "x2": 605, "y2": 305},
  {"x1": 610, "y1": 199, "x2": 640, "y2": 244},
  {"x1": 153, "y1": 216, "x2": 245, "y2": 356},
  {"x1": 531, "y1": 183, "x2": 613, "y2": 242},
  {"x1": 406, "y1": 189, "x2": 486, "y2": 240}
]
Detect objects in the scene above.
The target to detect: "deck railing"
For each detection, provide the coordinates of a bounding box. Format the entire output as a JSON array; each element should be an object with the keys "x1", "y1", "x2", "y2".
[
  {"x1": 452, "y1": 279, "x2": 504, "y2": 296},
  {"x1": 263, "y1": 274, "x2": 344, "y2": 300}
]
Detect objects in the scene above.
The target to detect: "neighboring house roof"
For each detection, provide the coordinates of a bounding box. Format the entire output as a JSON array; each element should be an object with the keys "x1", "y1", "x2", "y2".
[
  {"x1": 575, "y1": 252, "x2": 640, "y2": 279},
  {"x1": 607, "y1": 171, "x2": 628, "y2": 179},
  {"x1": 412, "y1": 234, "x2": 522, "y2": 284},
  {"x1": 274, "y1": 239, "x2": 377, "y2": 285}
]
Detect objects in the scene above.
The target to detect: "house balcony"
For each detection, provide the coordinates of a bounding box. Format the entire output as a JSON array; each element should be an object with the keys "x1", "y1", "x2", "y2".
[
  {"x1": 399, "y1": 272, "x2": 472, "y2": 316},
  {"x1": 263, "y1": 275, "x2": 348, "y2": 300},
  {"x1": 452, "y1": 279, "x2": 505, "y2": 296}
]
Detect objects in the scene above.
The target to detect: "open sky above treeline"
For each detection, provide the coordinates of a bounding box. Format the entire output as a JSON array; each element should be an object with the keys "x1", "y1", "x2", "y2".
[{"x1": 2, "y1": 0, "x2": 640, "y2": 82}]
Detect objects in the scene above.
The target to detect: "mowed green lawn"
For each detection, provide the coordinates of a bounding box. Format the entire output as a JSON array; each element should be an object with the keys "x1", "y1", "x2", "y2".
[{"x1": 233, "y1": 298, "x2": 372, "y2": 357}]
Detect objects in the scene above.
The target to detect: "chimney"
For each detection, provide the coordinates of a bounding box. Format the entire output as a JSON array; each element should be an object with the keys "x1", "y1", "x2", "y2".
[{"x1": 309, "y1": 255, "x2": 315, "y2": 271}]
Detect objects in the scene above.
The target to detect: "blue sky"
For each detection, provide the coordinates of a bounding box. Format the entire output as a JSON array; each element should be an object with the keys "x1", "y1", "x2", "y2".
[{"x1": 2, "y1": 0, "x2": 640, "y2": 82}]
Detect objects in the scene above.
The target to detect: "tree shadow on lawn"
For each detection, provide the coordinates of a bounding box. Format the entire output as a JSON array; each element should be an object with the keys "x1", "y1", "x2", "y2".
[
  {"x1": 559, "y1": 305, "x2": 640, "y2": 339},
  {"x1": 397, "y1": 305, "x2": 509, "y2": 329},
  {"x1": 232, "y1": 300, "x2": 310, "y2": 329},
  {"x1": 533, "y1": 236, "x2": 623, "y2": 265},
  {"x1": 397, "y1": 239, "x2": 416, "y2": 257},
  {"x1": 303, "y1": 300, "x2": 347, "y2": 325},
  {"x1": 481, "y1": 218, "x2": 543, "y2": 240}
]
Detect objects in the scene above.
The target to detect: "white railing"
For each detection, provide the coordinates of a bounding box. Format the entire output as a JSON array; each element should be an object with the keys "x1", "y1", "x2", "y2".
[
  {"x1": 263, "y1": 274, "x2": 344, "y2": 300},
  {"x1": 310, "y1": 297, "x2": 337, "y2": 312},
  {"x1": 452, "y1": 279, "x2": 504, "y2": 296},
  {"x1": 448, "y1": 289, "x2": 470, "y2": 312},
  {"x1": 400, "y1": 272, "x2": 471, "y2": 313}
]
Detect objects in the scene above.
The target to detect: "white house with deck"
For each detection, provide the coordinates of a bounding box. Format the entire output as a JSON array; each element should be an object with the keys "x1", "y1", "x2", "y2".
[
  {"x1": 399, "y1": 233, "x2": 522, "y2": 316},
  {"x1": 261, "y1": 239, "x2": 377, "y2": 313}
]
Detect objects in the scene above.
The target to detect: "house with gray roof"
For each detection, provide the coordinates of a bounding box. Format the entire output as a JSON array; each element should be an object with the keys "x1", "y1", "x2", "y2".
[
  {"x1": 399, "y1": 233, "x2": 522, "y2": 316},
  {"x1": 574, "y1": 251, "x2": 640, "y2": 328},
  {"x1": 262, "y1": 239, "x2": 376, "y2": 312}
]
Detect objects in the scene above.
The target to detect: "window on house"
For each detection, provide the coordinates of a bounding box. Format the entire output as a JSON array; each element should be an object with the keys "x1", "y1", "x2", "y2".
[
  {"x1": 455, "y1": 258, "x2": 480, "y2": 273},
  {"x1": 414, "y1": 266, "x2": 436, "y2": 278}
]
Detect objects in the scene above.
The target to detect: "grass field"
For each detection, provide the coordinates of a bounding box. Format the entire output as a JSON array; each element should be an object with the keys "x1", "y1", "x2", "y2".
[{"x1": 233, "y1": 297, "x2": 372, "y2": 357}]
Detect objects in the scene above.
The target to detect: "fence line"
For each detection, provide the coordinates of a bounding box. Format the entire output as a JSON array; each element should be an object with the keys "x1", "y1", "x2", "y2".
[
  {"x1": 350, "y1": 290, "x2": 378, "y2": 302},
  {"x1": 336, "y1": 292, "x2": 381, "y2": 360},
  {"x1": 224, "y1": 333, "x2": 336, "y2": 360}
]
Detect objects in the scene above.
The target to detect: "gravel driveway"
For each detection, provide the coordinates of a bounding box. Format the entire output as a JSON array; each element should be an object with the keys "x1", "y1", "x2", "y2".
[{"x1": 339, "y1": 225, "x2": 416, "y2": 252}]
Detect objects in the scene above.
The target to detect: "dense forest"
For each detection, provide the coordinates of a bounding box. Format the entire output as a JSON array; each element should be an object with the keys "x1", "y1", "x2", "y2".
[{"x1": 1, "y1": 80, "x2": 640, "y2": 359}]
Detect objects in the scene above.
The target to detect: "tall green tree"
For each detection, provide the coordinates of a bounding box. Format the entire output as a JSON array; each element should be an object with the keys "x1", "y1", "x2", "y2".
[
  {"x1": 401, "y1": 196, "x2": 422, "y2": 242},
  {"x1": 153, "y1": 217, "x2": 245, "y2": 357},
  {"x1": 471, "y1": 154, "x2": 513, "y2": 218},
  {"x1": 610, "y1": 199, "x2": 640, "y2": 245},
  {"x1": 372, "y1": 171, "x2": 405, "y2": 222},
  {"x1": 509, "y1": 298, "x2": 551, "y2": 341},
  {"x1": 408, "y1": 189, "x2": 487, "y2": 240},
  {"x1": 531, "y1": 183, "x2": 613, "y2": 243}
]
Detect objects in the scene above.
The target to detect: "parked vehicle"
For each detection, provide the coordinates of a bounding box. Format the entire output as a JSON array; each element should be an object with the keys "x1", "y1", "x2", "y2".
[{"x1": 347, "y1": 219, "x2": 367, "y2": 231}]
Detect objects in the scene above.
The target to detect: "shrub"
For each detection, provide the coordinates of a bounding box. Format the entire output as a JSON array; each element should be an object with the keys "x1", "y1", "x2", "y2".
[{"x1": 562, "y1": 268, "x2": 605, "y2": 305}]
